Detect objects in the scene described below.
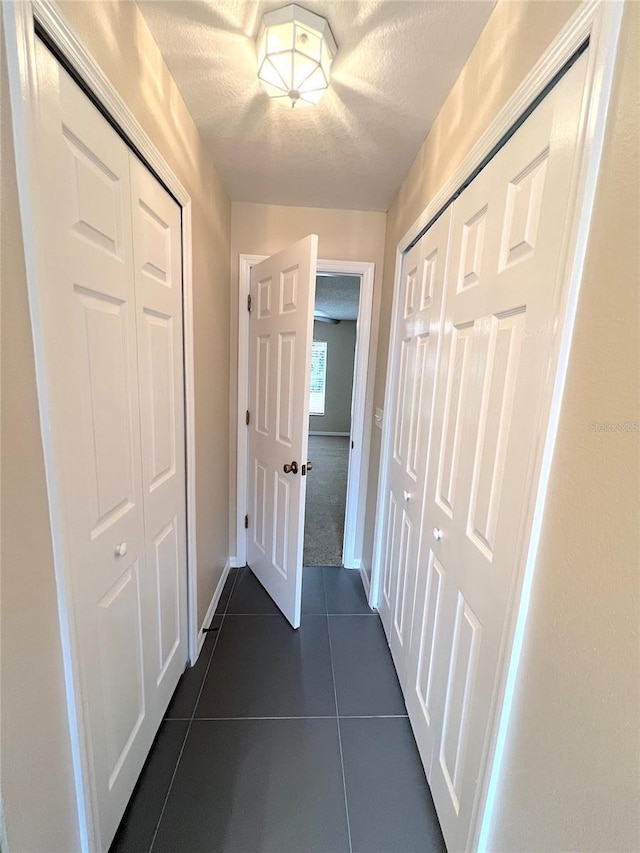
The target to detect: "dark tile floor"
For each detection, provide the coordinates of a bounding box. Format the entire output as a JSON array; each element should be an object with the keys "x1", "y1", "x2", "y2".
[{"x1": 111, "y1": 567, "x2": 446, "y2": 853}]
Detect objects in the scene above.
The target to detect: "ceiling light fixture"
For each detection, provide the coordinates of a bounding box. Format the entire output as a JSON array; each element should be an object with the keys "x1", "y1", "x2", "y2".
[{"x1": 256, "y1": 4, "x2": 337, "y2": 108}]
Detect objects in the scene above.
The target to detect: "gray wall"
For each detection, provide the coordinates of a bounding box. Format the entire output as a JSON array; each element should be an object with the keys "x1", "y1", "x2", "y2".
[{"x1": 309, "y1": 321, "x2": 356, "y2": 434}]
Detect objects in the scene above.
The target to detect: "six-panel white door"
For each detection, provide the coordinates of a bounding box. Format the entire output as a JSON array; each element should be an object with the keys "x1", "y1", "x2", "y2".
[
  {"x1": 32, "y1": 40, "x2": 187, "y2": 849},
  {"x1": 247, "y1": 236, "x2": 318, "y2": 628},
  {"x1": 379, "y1": 208, "x2": 452, "y2": 686},
  {"x1": 404, "y1": 54, "x2": 588, "y2": 851},
  {"x1": 130, "y1": 156, "x2": 188, "y2": 722}
]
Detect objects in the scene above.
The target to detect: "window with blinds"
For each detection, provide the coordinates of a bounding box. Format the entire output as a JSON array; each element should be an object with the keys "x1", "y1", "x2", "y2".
[{"x1": 310, "y1": 340, "x2": 327, "y2": 416}]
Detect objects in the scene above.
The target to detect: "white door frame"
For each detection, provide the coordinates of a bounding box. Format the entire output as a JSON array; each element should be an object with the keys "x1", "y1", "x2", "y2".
[
  {"x1": 3, "y1": 2, "x2": 201, "y2": 849},
  {"x1": 370, "y1": 1, "x2": 623, "y2": 849},
  {"x1": 235, "y1": 255, "x2": 375, "y2": 571}
]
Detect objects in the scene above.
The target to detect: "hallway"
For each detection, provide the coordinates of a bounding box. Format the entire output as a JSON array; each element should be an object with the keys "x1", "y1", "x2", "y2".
[{"x1": 111, "y1": 566, "x2": 446, "y2": 853}]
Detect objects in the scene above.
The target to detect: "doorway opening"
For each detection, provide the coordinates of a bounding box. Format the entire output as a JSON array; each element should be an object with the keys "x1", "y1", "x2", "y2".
[
  {"x1": 237, "y1": 256, "x2": 375, "y2": 589},
  {"x1": 303, "y1": 273, "x2": 360, "y2": 567}
]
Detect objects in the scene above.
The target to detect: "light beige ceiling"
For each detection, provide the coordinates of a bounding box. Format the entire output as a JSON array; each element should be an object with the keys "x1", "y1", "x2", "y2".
[{"x1": 138, "y1": 0, "x2": 496, "y2": 211}]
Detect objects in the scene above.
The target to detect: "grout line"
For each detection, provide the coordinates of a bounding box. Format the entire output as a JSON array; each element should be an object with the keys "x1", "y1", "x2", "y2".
[
  {"x1": 221, "y1": 612, "x2": 377, "y2": 617},
  {"x1": 323, "y1": 570, "x2": 353, "y2": 853},
  {"x1": 148, "y1": 568, "x2": 240, "y2": 853},
  {"x1": 192, "y1": 715, "x2": 338, "y2": 721},
  {"x1": 339, "y1": 714, "x2": 409, "y2": 719},
  {"x1": 164, "y1": 713, "x2": 408, "y2": 721}
]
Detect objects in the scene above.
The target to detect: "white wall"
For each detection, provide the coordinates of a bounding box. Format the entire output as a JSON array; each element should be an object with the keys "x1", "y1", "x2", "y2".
[{"x1": 309, "y1": 320, "x2": 357, "y2": 434}]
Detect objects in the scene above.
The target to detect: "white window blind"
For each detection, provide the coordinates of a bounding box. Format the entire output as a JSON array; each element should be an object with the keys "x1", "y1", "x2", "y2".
[{"x1": 310, "y1": 340, "x2": 327, "y2": 416}]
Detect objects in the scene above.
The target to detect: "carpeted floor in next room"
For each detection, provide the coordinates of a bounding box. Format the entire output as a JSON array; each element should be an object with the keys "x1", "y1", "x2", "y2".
[{"x1": 303, "y1": 434, "x2": 350, "y2": 566}]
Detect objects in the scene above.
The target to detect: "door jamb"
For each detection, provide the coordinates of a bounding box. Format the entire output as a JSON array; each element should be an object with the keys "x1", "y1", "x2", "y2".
[
  {"x1": 369, "y1": 1, "x2": 623, "y2": 849},
  {"x1": 3, "y1": 2, "x2": 201, "y2": 849},
  {"x1": 235, "y1": 255, "x2": 375, "y2": 572}
]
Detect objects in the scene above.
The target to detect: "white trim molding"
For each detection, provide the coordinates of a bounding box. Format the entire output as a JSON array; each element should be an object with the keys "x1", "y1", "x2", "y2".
[
  {"x1": 235, "y1": 255, "x2": 376, "y2": 571},
  {"x1": 369, "y1": 2, "x2": 624, "y2": 851},
  {"x1": 2, "y1": 1, "x2": 202, "y2": 849},
  {"x1": 197, "y1": 561, "x2": 231, "y2": 654}
]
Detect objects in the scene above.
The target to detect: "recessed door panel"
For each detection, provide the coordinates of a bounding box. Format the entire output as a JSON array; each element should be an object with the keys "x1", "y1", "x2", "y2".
[
  {"x1": 153, "y1": 519, "x2": 180, "y2": 684},
  {"x1": 415, "y1": 553, "x2": 445, "y2": 729},
  {"x1": 280, "y1": 265, "x2": 299, "y2": 314},
  {"x1": 383, "y1": 492, "x2": 398, "y2": 610},
  {"x1": 64, "y1": 128, "x2": 123, "y2": 258},
  {"x1": 97, "y1": 562, "x2": 145, "y2": 789},
  {"x1": 467, "y1": 310, "x2": 525, "y2": 559},
  {"x1": 74, "y1": 286, "x2": 136, "y2": 533},
  {"x1": 500, "y1": 150, "x2": 549, "y2": 270},
  {"x1": 436, "y1": 325, "x2": 472, "y2": 518},
  {"x1": 393, "y1": 509, "x2": 413, "y2": 643},
  {"x1": 143, "y1": 309, "x2": 175, "y2": 491},
  {"x1": 439, "y1": 594, "x2": 482, "y2": 813},
  {"x1": 458, "y1": 206, "x2": 487, "y2": 292},
  {"x1": 138, "y1": 200, "x2": 171, "y2": 286},
  {"x1": 277, "y1": 332, "x2": 296, "y2": 447},
  {"x1": 253, "y1": 461, "x2": 268, "y2": 554},
  {"x1": 272, "y1": 472, "x2": 291, "y2": 579}
]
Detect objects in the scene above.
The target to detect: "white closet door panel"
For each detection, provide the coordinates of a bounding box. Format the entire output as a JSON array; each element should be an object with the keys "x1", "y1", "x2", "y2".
[
  {"x1": 380, "y1": 209, "x2": 452, "y2": 687},
  {"x1": 33, "y1": 41, "x2": 150, "y2": 847},
  {"x1": 130, "y1": 156, "x2": 187, "y2": 712},
  {"x1": 32, "y1": 41, "x2": 187, "y2": 850},
  {"x1": 406, "y1": 53, "x2": 588, "y2": 851}
]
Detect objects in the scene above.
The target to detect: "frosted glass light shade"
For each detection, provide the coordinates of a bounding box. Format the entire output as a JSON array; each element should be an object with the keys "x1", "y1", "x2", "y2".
[{"x1": 256, "y1": 4, "x2": 337, "y2": 108}]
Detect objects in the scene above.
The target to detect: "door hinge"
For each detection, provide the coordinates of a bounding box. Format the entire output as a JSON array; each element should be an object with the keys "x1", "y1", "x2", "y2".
[
  {"x1": 244, "y1": 514, "x2": 249, "y2": 529},
  {"x1": 247, "y1": 293, "x2": 252, "y2": 312},
  {"x1": 351, "y1": 440, "x2": 354, "y2": 449},
  {"x1": 246, "y1": 409, "x2": 250, "y2": 426}
]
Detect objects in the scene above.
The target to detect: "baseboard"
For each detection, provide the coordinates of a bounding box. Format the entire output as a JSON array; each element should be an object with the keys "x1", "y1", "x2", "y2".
[
  {"x1": 359, "y1": 561, "x2": 375, "y2": 610},
  {"x1": 229, "y1": 555, "x2": 245, "y2": 569},
  {"x1": 309, "y1": 431, "x2": 350, "y2": 437},
  {"x1": 197, "y1": 560, "x2": 231, "y2": 656}
]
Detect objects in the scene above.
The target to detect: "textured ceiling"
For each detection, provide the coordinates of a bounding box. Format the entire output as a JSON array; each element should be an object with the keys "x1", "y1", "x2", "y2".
[
  {"x1": 315, "y1": 274, "x2": 360, "y2": 321},
  {"x1": 138, "y1": 0, "x2": 496, "y2": 211}
]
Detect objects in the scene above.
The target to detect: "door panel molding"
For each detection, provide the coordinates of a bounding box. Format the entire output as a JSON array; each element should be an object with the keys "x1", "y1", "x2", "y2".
[
  {"x1": 371, "y1": 2, "x2": 623, "y2": 850},
  {"x1": 235, "y1": 256, "x2": 376, "y2": 571},
  {"x1": 3, "y1": 3, "x2": 200, "y2": 850}
]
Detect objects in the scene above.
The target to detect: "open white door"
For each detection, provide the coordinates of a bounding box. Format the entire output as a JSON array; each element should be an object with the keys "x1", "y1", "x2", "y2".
[{"x1": 247, "y1": 236, "x2": 318, "y2": 628}]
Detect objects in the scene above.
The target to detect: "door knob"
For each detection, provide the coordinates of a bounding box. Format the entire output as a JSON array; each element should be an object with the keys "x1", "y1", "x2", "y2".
[
  {"x1": 433, "y1": 528, "x2": 443, "y2": 541},
  {"x1": 115, "y1": 542, "x2": 128, "y2": 557},
  {"x1": 403, "y1": 490, "x2": 411, "y2": 501},
  {"x1": 306, "y1": 461, "x2": 313, "y2": 471},
  {"x1": 283, "y1": 461, "x2": 299, "y2": 474}
]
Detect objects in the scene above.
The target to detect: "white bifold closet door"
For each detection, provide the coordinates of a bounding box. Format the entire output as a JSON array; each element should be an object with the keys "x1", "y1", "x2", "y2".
[
  {"x1": 382, "y1": 53, "x2": 588, "y2": 852},
  {"x1": 379, "y1": 208, "x2": 452, "y2": 686},
  {"x1": 32, "y1": 40, "x2": 187, "y2": 849}
]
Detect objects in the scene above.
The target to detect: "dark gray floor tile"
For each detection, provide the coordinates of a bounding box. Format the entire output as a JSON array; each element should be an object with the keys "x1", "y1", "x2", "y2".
[
  {"x1": 195, "y1": 615, "x2": 336, "y2": 718},
  {"x1": 323, "y1": 566, "x2": 372, "y2": 614},
  {"x1": 152, "y1": 719, "x2": 350, "y2": 853},
  {"x1": 340, "y1": 717, "x2": 446, "y2": 853},
  {"x1": 329, "y1": 615, "x2": 407, "y2": 716},
  {"x1": 302, "y1": 567, "x2": 327, "y2": 613},
  {"x1": 215, "y1": 569, "x2": 238, "y2": 615},
  {"x1": 164, "y1": 632, "x2": 217, "y2": 719},
  {"x1": 110, "y1": 720, "x2": 188, "y2": 853},
  {"x1": 227, "y1": 566, "x2": 280, "y2": 614}
]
